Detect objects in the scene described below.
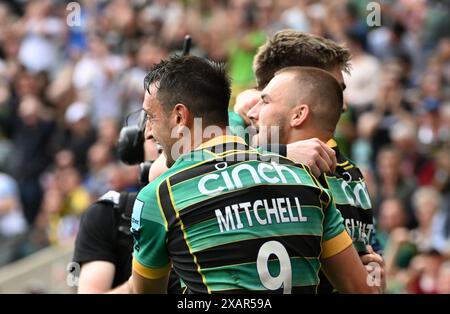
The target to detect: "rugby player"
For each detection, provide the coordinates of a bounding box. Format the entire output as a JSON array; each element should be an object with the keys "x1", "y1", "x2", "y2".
[
  {"x1": 247, "y1": 30, "x2": 384, "y2": 293},
  {"x1": 129, "y1": 55, "x2": 378, "y2": 293}
]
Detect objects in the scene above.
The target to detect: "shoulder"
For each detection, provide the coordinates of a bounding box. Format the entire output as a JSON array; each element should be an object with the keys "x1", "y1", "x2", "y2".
[
  {"x1": 80, "y1": 199, "x2": 117, "y2": 230},
  {"x1": 79, "y1": 191, "x2": 123, "y2": 231},
  {"x1": 134, "y1": 166, "x2": 180, "y2": 227},
  {"x1": 74, "y1": 194, "x2": 120, "y2": 264},
  {"x1": 138, "y1": 151, "x2": 214, "y2": 204},
  {"x1": 159, "y1": 150, "x2": 217, "y2": 182}
]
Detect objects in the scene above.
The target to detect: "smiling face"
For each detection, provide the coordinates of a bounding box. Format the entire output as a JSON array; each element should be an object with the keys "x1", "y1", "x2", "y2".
[
  {"x1": 247, "y1": 66, "x2": 346, "y2": 139},
  {"x1": 142, "y1": 83, "x2": 177, "y2": 167},
  {"x1": 247, "y1": 72, "x2": 295, "y2": 146}
]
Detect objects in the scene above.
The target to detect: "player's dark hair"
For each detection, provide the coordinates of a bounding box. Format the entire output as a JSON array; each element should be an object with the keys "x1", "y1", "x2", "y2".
[{"x1": 144, "y1": 55, "x2": 231, "y2": 127}]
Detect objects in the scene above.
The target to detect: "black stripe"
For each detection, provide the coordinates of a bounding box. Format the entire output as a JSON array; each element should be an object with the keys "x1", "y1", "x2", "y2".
[
  {"x1": 158, "y1": 181, "x2": 177, "y2": 228},
  {"x1": 196, "y1": 235, "x2": 321, "y2": 269},
  {"x1": 334, "y1": 149, "x2": 364, "y2": 181},
  {"x1": 334, "y1": 147, "x2": 351, "y2": 165},
  {"x1": 211, "y1": 285, "x2": 316, "y2": 294},
  {"x1": 170, "y1": 155, "x2": 248, "y2": 186},
  {"x1": 169, "y1": 154, "x2": 255, "y2": 186},
  {"x1": 179, "y1": 185, "x2": 324, "y2": 227},
  {"x1": 158, "y1": 180, "x2": 209, "y2": 294},
  {"x1": 205, "y1": 142, "x2": 249, "y2": 154},
  {"x1": 168, "y1": 228, "x2": 210, "y2": 294},
  {"x1": 337, "y1": 204, "x2": 373, "y2": 224},
  {"x1": 158, "y1": 182, "x2": 187, "y2": 257},
  {"x1": 317, "y1": 270, "x2": 335, "y2": 294}
]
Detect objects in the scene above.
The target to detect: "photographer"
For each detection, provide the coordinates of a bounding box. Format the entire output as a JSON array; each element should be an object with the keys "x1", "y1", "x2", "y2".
[
  {"x1": 72, "y1": 112, "x2": 179, "y2": 293},
  {"x1": 73, "y1": 189, "x2": 137, "y2": 293}
]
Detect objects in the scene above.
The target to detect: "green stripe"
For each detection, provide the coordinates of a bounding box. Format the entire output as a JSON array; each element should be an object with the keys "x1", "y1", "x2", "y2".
[
  {"x1": 202, "y1": 257, "x2": 320, "y2": 291},
  {"x1": 172, "y1": 160, "x2": 250, "y2": 189},
  {"x1": 172, "y1": 161, "x2": 318, "y2": 210},
  {"x1": 353, "y1": 241, "x2": 368, "y2": 254},
  {"x1": 176, "y1": 183, "x2": 321, "y2": 213},
  {"x1": 325, "y1": 176, "x2": 372, "y2": 209},
  {"x1": 185, "y1": 206, "x2": 323, "y2": 253}
]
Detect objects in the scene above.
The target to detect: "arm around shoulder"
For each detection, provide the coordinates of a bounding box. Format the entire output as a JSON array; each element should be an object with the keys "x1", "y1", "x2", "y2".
[{"x1": 321, "y1": 244, "x2": 380, "y2": 294}]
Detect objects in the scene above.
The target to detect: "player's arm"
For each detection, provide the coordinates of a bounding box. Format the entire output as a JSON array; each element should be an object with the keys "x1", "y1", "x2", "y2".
[
  {"x1": 107, "y1": 281, "x2": 132, "y2": 294},
  {"x1": 321, "y1": 244, "x2": 379, "y2": 293},
  {"x1": 130, "y1": 184, "x2": 171, "y2": 294},
  {"x1": 286, "y1": 138, "x2": 336, "y2": 176},
  {"x1": 259, "y1": 138, "x2": 336, "y2": 177},
  {"x1": 131, "y1": 262, "x2": 170, "y2": 294},
  {"x1": 320, "y1": 195, "x2": 379, "y2": 294},
  {"x1": 233, "y1": 88, "x2": 261, "y2": 125}
]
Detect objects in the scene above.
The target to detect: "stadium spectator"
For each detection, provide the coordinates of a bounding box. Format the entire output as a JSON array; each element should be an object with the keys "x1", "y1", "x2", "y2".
[
  {"x1": 52, "y1": 101, "x2": 96, "y2": 176},
  {"x1": 6, "y1": 95, "x2": 55, "y2": 225},
  {"x1": 377, "y1": 197, "x2": 408, "y2": 247},
  {"x1": 0, "y1": 0, "x2": 446, "y2": 294},
  {"x1": 374, "y1": 147, "x2": 417, "y2": 228},
  {"x1": 84, "y1": 142, "x2": 114, "y2": 200}
]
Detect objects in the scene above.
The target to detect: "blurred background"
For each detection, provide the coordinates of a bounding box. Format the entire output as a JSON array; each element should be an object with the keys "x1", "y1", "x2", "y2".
[{"x1": 0, "y1": 0, "x2": 449, "y2": 293}]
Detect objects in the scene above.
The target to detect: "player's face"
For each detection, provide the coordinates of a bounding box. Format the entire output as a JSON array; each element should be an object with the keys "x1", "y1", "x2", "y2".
[
  {"x1": 142, "y1": 84, "x2": 177, "y2": 166},
  {"x1": 247, "y1": 73, "x2": 292, "y2": 146}
]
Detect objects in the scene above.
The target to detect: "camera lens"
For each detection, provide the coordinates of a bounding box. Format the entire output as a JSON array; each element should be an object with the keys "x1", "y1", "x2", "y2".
[{"x1": 117, "y1": 126, "x2": 145, "y2": 165}]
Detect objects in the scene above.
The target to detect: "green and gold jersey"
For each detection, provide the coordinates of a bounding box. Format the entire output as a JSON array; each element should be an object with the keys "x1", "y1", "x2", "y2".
[
  {"x1": 317, "y1": 139, "x2": 374, "y2": 294},
  {"x1": 322, "y1": 140, "x2": 373, "y2": 253},
  {"x1": 131, "y1": 135, "x2": 352, "y2": 294}
]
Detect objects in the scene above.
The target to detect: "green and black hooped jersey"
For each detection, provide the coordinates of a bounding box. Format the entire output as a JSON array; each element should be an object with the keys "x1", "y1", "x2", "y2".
[
  {"x1": 322, "y1": 140, "x2": 373, "y2": 253},
  {"x1": 131, "y1": 135, "x2": 352, "y2": 294},
  {"x1": 226, "y1": 121, "x2": 374, "y2": 251},
  {"x1": 317, "y1": 139, "x2": 374, "y2": 294}
]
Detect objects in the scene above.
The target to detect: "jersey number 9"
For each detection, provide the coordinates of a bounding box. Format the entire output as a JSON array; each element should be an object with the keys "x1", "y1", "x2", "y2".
[{"x1": 257, "y1": 241, "x2": 292, "y2": 294}]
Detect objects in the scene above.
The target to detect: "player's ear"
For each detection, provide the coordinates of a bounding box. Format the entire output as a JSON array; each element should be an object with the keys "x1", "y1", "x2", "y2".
[
  {"x1": 173, "y1": 103, "x2": 190, "y2": 132},
  {"x1": 290, "y1": 104, "x2": 309, "y2": 128}
]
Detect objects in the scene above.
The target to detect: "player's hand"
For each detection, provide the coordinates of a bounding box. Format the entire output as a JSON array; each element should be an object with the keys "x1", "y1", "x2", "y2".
[
  {"x1": 361, "y1": 245, "x2": 386, "y2": 293},
  {"x1": 233, "y1": 88, "x2": 261, "y2": 125},
  {"x1": 286, "y1": 138, "x2": 337, "y2": 177}
]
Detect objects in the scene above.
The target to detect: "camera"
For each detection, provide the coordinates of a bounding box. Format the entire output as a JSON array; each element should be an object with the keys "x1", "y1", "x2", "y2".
[
  {"x1": 117, "y1": 109, "x2": 153, "y2": 185},
  {"x1": 117, "y1": 124, "x2": 145, "y2": 166}
]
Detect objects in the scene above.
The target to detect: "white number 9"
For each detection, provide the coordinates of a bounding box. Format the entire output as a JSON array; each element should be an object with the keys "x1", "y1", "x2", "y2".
[{"x1": 256, "y1": 240, "x2": 292, "y2": 294}]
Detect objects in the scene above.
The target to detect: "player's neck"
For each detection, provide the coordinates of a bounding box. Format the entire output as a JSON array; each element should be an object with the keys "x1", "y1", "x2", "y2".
[
  {"x1": 286, "y1": 129, "x2": 332, "y2": 145},
  {"x1": 188, "y1": 126, "x2": 229, "y2": 151}
]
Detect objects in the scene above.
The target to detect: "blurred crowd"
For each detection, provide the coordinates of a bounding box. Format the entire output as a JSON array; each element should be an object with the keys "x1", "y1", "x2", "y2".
[{"x1": 0, "y1": 0, "x2": 449, "y2": 294}]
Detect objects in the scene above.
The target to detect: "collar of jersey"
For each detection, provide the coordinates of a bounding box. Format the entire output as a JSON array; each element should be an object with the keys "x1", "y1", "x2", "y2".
[
  {"x1": 196, "y1": 135, "x2": 246, "y2": 150},
  {"x1": 326, "y1": 139, "x2": 337, "y2": 148}
]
